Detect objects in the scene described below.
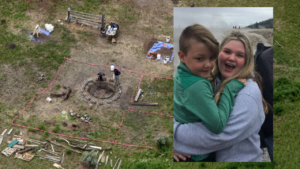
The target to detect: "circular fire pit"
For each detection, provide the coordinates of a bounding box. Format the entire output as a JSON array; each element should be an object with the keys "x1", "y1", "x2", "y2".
[
  {"x1": 81, "y1": 78, "x2": 122, "y2": 105},
  {"x1": 88, "y1": 82, "x2": 116, "y2": 99}
]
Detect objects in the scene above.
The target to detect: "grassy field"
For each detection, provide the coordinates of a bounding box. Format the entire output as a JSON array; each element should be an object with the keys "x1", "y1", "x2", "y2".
[{"x1": 0, "y1": 0, "x2": 296, "y2": 168}]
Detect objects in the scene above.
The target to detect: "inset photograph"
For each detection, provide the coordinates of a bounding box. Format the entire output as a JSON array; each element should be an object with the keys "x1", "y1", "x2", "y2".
[{"x1": 173, "y1": 7, "x2": 273, "y2": 162}]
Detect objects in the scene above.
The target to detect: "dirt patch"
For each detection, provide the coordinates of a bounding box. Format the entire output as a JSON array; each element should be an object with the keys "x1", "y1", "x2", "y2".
[
  {"x1": 144, "y1": 38, "x2": 158, "y2": 54},
  {"x1": 51, "y1": 108, "x2": 61, "y2": 113},
  {"x1": 80, "y1": 131, "x2": 88, "y2": 138},
  {"x1": 155, "y1": 47, "x2": 173, "y2": 60},
  {"x1": 62, "y1": 122, "x2": 68, "y2": 127},
  {"x1": 6, "y1": 43, "x2": 16, "y2": 49},
  {"x1": 44, "y1": 120, "x2": 57, "y2": 125}
]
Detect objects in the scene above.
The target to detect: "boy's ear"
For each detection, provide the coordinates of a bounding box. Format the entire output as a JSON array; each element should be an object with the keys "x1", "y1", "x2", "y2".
[{"x1": 178, "y1": 51, "x2": 186, "y2": 63}]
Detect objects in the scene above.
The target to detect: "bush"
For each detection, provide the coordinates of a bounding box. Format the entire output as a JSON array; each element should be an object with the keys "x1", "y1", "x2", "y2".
[
  {"x1": 52, "y1": 123, "x2": 61, "y2": 133},
  {"x1": 28, "y1": 128, "x2": 37, "y2": 132},
  {"x1": 80, "y1": 150, "x2": 98, "y2": 167},
  {"x1": 65, "y1": 149, "x2": 72, "y2": 155},
  {"x1": 274, "y1": 104, "x2": 284, "y2": 116},
  {"x1": 38, "y1": 123, "x2": 46, "y2": 130}
]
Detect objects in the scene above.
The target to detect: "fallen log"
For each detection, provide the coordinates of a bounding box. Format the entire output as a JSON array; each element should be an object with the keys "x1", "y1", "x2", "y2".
[
  {"x1": 50, "y1": 92, "x2": 66, "y2": 97},
  {"x1": 131, "y1": 103, "x2": 158, "y2": 106},
  {"x1": 18, "y1": 147, "x2": 35, "y2": 154},
  {"x1": 62, "y1": 87, "x2": 72, "y2": 101}
]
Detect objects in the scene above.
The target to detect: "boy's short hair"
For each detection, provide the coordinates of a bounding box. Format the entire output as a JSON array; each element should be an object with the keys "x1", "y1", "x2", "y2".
[{"x1": 179, "y1": 24, "x2": 219, "y2": 58}]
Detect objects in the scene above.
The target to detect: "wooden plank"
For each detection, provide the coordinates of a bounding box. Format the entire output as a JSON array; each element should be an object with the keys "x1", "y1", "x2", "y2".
[{"x1": 131, "y1": 102, "x2": 159, "y2": 106}]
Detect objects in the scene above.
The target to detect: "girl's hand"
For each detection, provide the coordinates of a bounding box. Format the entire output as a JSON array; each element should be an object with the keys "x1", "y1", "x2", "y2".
[
  {"x1": 237, "y1": 79, "x2": 247, "y2": 85},
  {"x1": 173, "y1": 151, "x2": 191, "y2": 162}
]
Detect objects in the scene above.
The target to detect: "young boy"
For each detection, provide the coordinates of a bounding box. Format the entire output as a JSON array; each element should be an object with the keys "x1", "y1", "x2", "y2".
[{"x1": 174, "y1": 24, "x2": 245, "y2": 162}]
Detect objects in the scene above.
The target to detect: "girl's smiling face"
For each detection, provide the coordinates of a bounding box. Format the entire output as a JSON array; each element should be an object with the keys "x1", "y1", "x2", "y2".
[{"x1": 218, "y1": 40, "x2": 246, "y2": 79}]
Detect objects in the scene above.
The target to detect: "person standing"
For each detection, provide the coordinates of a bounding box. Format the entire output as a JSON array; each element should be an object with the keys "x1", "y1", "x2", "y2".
[{"x1": 114, "y1": 69, "x2": 121, "y2": 86}]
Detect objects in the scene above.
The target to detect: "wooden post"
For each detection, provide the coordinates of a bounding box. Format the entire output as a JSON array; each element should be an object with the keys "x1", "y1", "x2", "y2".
[
  {"x1": 102, "y1": 13, "x2": 105, "y2": 30},
  {"x1": 68, "y1": 7, "x2": 70, "y2": 22}
]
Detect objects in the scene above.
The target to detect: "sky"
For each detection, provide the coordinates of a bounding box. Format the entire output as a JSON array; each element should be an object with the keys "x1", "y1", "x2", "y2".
[
  {"x1": 172, "y1": 7, "x2": 273, "y2": 75},
  {"x1": 174, "y1": 7, "x2": 273, "y2": 29}
]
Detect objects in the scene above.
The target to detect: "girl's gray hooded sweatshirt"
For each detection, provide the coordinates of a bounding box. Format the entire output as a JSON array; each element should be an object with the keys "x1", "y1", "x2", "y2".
[{"x1": 173, "y1": 79, "x2": 266, "y2": 162}]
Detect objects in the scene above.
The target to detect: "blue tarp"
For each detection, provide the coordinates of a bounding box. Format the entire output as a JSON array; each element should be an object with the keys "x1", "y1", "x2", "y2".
[
  {"x1": 29, "y1": 29, "x2": 49, "y2": 44},
  {"x1": 146, "y1": 41, "x2": 174, "y2": 63},
  {"x1": 40, "y1": 29, "x2": 50, "y2": 36}
]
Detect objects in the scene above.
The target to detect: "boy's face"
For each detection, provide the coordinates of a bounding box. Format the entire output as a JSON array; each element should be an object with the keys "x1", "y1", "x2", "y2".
[{"x1": 179, "y1": 40, "x2": 215, "y2": 79}]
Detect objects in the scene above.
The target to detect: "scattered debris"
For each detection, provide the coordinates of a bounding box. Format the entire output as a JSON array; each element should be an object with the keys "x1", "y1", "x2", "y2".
[
  {"x1": 22, "y1": 153, "x2": 35, "y2": 162},
  {"x1": 113, "y1": 158, "x2": 120, "y2": 169},
  {"x1": 1, "y1": 129, "x2": 8, "y2": 135},
  {"x1": 46, "y1": 139, "x2": 82, "y2": 154},
  {"x1": 0, "y1": 129, "x2": 7, "y2": 145},
  {"x1": 149, "y1": 86, "x2": 154, "y2": 94},
  {"x1": 275, "y1": 40, "x2": 284, "y2": 49},
  {"x1": 18, "y1": 147, "x2": 36, "y2": 154},
  {"x1": 53, "y1": 163, "x2": 65, "y2": 169},
  {"x1": 101, "y1": 155, "x2": 105, "y2": 162},
  {"x1": 39, "y1": 155, "x2": 60, "y2": 163},
  {"x1": 24, "y1": 144, "x2": 39, "y2": 147},
  {"x1": 117, "y1": 159, "x2": 122, "y2": 169},
  {"x1": 12, "y1": 145, "x2": 24, "y2": 150},
  {"x1": 46, "y1": 97, "x2": 52, "y2": 103},
  {"x1": 131, "y1": 102, "x2": 159, "y2": 106},
  {"x1": 110, "y1": 159, "x2": 113, "y2": 167},
  {"x1": 45, "y1": 23, "x2": 54, "y2": 33},
  {"x1": 14, "y1": 135, "x2": 47, "y2": 145},
  {"x1": 8, "y1": 140, "x2": 19, "y2": 147},
  {"x1": 134, "y1": 88, "x2": 143, "y2": 102},
  {"x1": 61, "y1": 110, "x2": 67, "y2": 114},
  {"x1": 2, "y1": 147, "x2": 17, "y2": 157},
  {"x1": 50, "y1": 87, "x2": 72, "y2": 101},
  {"x1": 7, "y1": 128, "x2": 13, "y2": 135},
  {"x1": 51, "y1": 144, "x2": 55, "y2": 152},
  {"x1": 105, "y1": 155, "x2": 109, "y2": 165},
  {"x1": 33, "y1": 24, "x2": 41, "y2": 38},
  {"x1": 61, "y1": 152, "x2": 65, "y2": 164},
  {"x1": 90, "y1": 146, "x2": 102, "y2": 150},
  {"x1": 38, "y1": 148, "x2": 60, "y2": 156},
  {"x1": 95, "y1": 150, "x2": 105, "y2": 169}
]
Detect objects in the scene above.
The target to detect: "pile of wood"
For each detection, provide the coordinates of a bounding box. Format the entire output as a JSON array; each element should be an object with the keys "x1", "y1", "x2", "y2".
[{"x1": 50, "y1": 87, "x2": 72, "y2": 101}]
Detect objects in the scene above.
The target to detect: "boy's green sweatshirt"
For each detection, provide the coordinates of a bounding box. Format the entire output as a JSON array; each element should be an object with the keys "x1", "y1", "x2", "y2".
[{"x1": 174, "y1": 62, "x2": 244, "y2": 161}]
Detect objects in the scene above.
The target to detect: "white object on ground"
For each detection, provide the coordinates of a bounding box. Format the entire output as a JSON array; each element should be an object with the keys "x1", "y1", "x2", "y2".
[
  {"x1": 57, "y1": 20, "x2": 60, "y2": 23},
  {"x1": 166, "y1": 56, "x2": 170, "y2": 61},
  {"x1": 111, "y1": 65, "x2": 114, "y2": 71},
  {"x1": 164, "y1": 59, "x2": 167, "y2": 64},
  {"x1": 7, "y1": 128, "x2": 13, "y2": 135},
  {"x1": 60, "y1": 23, "x2": 63, "y2": 25},
  {"x1": 157, "y1": 54, "x2": 161, "y2": 60},
  {"x1": 61, "y1": 111, "x2": 67, "y2": 114},
  {"x1": 166, "y1": 37, "x2": 170, "y2": 42},
  {"x1": 46, "y1": 97, "x2": 52, "y2": 103},
  {"x1": 90, "y1": 146, "x2": 102, "y2": 150},
  {"x1": 45, "y1": 24, "x2": 54, "y2": 33},
  {"x1": 113, "y1": 74, "x2": 115, "y2": 80}
]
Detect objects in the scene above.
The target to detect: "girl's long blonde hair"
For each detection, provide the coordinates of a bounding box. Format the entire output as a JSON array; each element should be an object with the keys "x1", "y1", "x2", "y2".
[{"x1": 212, "y1": 31, "x2": 268, "y2": 114}]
